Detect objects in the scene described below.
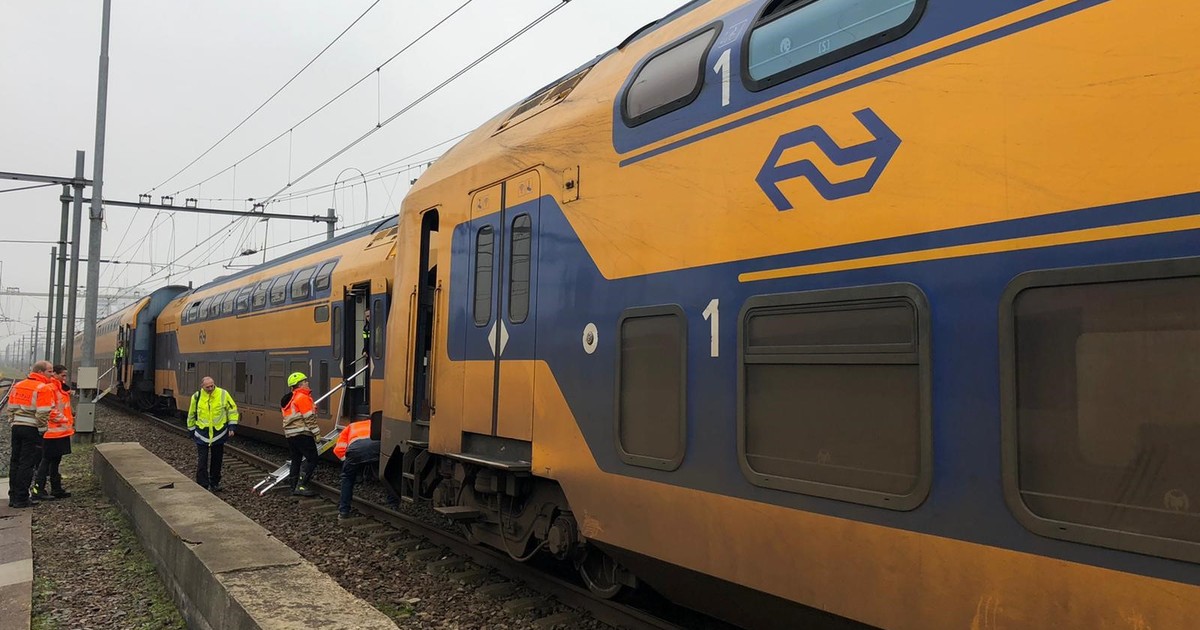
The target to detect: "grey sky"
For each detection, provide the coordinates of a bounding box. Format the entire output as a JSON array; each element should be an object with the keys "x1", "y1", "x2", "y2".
[{"x1": 0, "y1": 0, "x2": 688, "y2": 350}]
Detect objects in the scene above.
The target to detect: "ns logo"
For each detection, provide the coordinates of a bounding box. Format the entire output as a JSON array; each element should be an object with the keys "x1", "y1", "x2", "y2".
[{"x1": 756, "y1": 108, "x2": 900, "y2": 211}]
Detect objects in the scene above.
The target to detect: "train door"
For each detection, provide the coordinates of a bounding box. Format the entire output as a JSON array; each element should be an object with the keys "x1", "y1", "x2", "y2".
[
  {"x1": 408, "y1": 209, "x2": 439, "y2": 442},
  {"x1": 343, "y1": 283, "x2": 371, "y2": 418},
  {"x1": 465, "y1": 171, "x2": 541, "y2": 441}
]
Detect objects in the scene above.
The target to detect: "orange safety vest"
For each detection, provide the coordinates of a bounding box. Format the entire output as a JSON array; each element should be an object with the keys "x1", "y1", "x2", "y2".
[
  {"x1": 333, "y1": 420, "x2": 371, "y2": 460},
  {"x1": 281, "y1": 387, "x2": 319, "y2": 438},
  {"x1": 45, "y1": 380, "x2": 75, "y2": 440},
  {"x1": 6, "y1": 372, "x2": 56, "y2": 432}
]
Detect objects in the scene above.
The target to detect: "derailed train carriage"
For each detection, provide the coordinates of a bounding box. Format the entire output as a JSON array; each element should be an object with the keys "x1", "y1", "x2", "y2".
[{"x1": 375, "y1": 0, "x2": 1200, "y2": 628}]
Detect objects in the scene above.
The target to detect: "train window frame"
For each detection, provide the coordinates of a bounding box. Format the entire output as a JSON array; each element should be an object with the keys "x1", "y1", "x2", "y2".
[
  {"x1": 199, "y1": 297, "x2": 214, "y2": 321},
  {"x1": 1000, "y1": 258, "x2": 1200, "y2": 564},
  {"x1": 314, "y1": 304, "x2": 329, "y2": 323},
  {"x1": 291, "y1": 266, "x2": 317, "y2": 301},
  {"x1": 235, "y1": 286, "x2": 252, "y2": 314},
  {"x1": 742, "y1": 0, "x2": 927, "y2": 92},
  {"x1": 185, "y1": 301, "x2": 200, "y2": 324},
  {"x1": 251, "y1": 280, "x2": 270, "y2": 311},
  {"x1": 220, "y1": 291, "x2": 236, "y2": 316},
  {"x1": 269, "y1": 273, "x2": 292, "y2": 306},
  {"x1": 371, "y1": 299, "x2": 385, "y2": 359},
  {"x1": 332, "y1": 304, "x2": 343, "y2": 360},
  {"x1": 736, "y1": 283, "x2": 932, "y2": 511},
  {"x1": 621, "y1": 23, "x2": 722, "y2": 127},
  {"x1": 314, "y1": 261, "x2": 336, "y2": 293},
  {"x1": 473, "y1": 226, "x2": 495, "y2": 327},
  {"x1": 614, "y1": 305, "x2": 688, "y2": 471}
]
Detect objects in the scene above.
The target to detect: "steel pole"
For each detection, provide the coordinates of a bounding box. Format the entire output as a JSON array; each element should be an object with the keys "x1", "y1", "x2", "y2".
[
  {"x1": 54, "y1": 186, "x2": 69, "y2": 363},
  {"x1": 327, "y1": 208, "x2": 335, "y2": 240},
  {"x1": 45, "y1": 249, "x2": 56, "y2": 359},
  {"x1": 65, "y1": 151, "x2": 85, "y2": 370},
  {"x1": 82, "y1": 0, "x2": 111, "y2": 372}
]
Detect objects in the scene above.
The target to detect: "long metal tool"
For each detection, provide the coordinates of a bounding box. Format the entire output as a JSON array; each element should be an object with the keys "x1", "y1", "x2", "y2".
[{"x1": 251, "y1": 358, "x2": 372, "y2": 495}]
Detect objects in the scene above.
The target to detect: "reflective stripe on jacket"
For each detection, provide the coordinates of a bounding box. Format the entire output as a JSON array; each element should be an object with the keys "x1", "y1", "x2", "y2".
[
  {"x1": 281, "y1": 387, "x2": 319, "y2": 438},
  {"x1": 7, "y1": 372, "x2": 55, "y2": 432},
  {"x1": 187, "y1": 387, "x2": 239, "y2": 444},
  {"x1": 45, "y1": 380, "x2": 75, "y2": 440},
  {"x1": 333, "y1": 420, "x2": 371, "y2": 460}
]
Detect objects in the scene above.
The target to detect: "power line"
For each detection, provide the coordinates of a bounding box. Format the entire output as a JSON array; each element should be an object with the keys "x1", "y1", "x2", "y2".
[
  {"x1": 0, "y1": 183, "x2": 56, "y2": 195},
  {"x1": 260, "y1": 0, "x2": 573, "y2": 203},
  {"x1": 148, "y1": 0, "x2": 385, "y2": 195},
  {"x1": 167, "y1": 0, "x2": 479, "y2": 198}
]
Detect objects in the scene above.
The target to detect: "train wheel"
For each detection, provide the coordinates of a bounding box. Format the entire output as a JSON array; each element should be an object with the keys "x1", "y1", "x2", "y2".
[{"x1": 577, "y1": 549, "x2": 624, "y2": 599}]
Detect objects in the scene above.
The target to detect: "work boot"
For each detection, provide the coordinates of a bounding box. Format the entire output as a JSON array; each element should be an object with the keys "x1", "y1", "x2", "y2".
[
  {"x1": 51, "y1": 488, "x2": 71, "y2": 499},
  {"x1": 8, "y1": 500, "x2": 34, "y2": 509},
  {"x1": 31, "y1": 485, "x2": 56, "y2": 501},
  {"x1": 292, "y1": 484, "x2": 317, "y2": 497}
]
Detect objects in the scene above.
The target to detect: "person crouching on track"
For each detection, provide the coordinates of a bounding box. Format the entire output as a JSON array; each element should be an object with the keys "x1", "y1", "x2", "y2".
[
  {"x1": 281, "y1": 372, "x2": 319, "y2": 497},
  {"x1": 7, "y1": 360, "x2": 55, "y2": 509},
  {"x1": 187, "y1": 376, "x2": 239, "y2": 492},
  {"x1": 334, "y1": 419, "x2": 397, "y2": 519},
  {"x1": 31, "y1": 364, "x2": 75, "y2": 501}
]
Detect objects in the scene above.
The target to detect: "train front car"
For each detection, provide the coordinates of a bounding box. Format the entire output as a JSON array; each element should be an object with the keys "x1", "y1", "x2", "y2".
[
  {"x1": 381, "y1": 0, "x2": 1200, "y2": 627},
  {"x1": 156, "y1": 219, "x2": 398, "y2": 440}
]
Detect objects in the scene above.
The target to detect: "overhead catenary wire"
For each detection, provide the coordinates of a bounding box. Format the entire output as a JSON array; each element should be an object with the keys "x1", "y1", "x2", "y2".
[
  {"x1": 166, "y1": 0, "x2": 479, "y2": 198},
  {"x1": 148, "y1": 0, "x2": 385, "y2": 195},
  {"x1": 259, "y1": 0, "x2": 573, "y2": 204},
  {"x1": 0, "y1": 183, "x2": 56, "y2": 195}
]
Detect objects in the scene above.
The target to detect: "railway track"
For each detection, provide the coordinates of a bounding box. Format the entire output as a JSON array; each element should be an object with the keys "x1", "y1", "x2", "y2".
[{"x1": 126, "y1": 405, "x2": 711, "y2": 630}]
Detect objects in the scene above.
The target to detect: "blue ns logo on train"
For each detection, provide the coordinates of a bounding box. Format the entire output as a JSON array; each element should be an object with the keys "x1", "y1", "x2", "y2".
[{"x1": 756, "y1": 108, "x2": 900, "y2": 211}]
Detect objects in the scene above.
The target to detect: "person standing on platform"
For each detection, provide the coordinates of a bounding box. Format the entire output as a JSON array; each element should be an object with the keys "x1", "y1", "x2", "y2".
[
  {"x1": 187, "y1": 376, "x2": 239, "y2": 492},
  {"x1": 7, "y1": 361, "x2": 54, "y2": 508},
  {"x1": 281, "y1": 372, "x2": 319, "y2": 497},
  {"x1": 32, "y1": 364, "x2": 74, "y2": 501}
]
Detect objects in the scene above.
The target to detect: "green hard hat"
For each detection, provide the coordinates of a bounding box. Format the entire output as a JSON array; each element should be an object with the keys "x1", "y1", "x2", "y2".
[{"x1": 287, "y1": 372, "x2": 308, "y2": 387}]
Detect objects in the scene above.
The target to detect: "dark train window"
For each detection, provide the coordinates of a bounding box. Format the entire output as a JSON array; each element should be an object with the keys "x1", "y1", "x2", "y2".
[
  {"x1": 251, "y1": 280, "x2": 270, "y2": 310},
  {"x1": 234, "y1": 361, "x2": 247, "y2": 396},
  {"x1": 269, "y1": 274, "x2": 291, "y2": 306},
  {"x1": 1002, "y1": 261, "x2": 1200, "y2": 563},
  {"x1": 235, "y1": 287, "x2": 252, "y2": 314},
  {"x1": 372, "y1": 300, "x2": 385, "y2": 359},
  {"x1": 314, "y1": 305, "x2": 329, "y2": 323},
  {"x1": 508, "y1": 214, "x2": 532, "y2": 324},
  {"x1": 623, "y1": 26, "x2": 718, "y2": 126},
  {"x1": 314, "y1": 261, "x2": 336, "y2": 292},
  {"x1": 473, "y1": 226, "x2": 494, "y2": 327},
  {"x1": 332, "y1": 305, "x2": 343, "y2": 359},
  {"x1": 745, "y1": 0, "x2": 925, "y2": 91},
  {"x1": 738, "y1": 284, "x2": 930, "y2": 510},
  {"x1": 291, "y1": 266, "x2": 316, "y2": 301},
  {"x1": 199, "y1": 297, "x2": 214, "y2": 320},
  {"x1": 185, "y1": 302, "x2": 200, "y2": 324},
  {"x1": 268, "y1": 359, "x2": 286, "y2": 406},
  {"x1": 220, "y1": 291, "x2": 236, "y2": 316},
  {"x1": 220, "y1": 362, "x2": 234, "y2": 396},
  {"x1": 616, "y1": 306, "x2": 686, "y2": 471}
]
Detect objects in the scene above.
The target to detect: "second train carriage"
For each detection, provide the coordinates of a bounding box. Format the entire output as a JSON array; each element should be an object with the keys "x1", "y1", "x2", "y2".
[{"x1": 153, "y1": 217, "x2": 401, "y2": 440}]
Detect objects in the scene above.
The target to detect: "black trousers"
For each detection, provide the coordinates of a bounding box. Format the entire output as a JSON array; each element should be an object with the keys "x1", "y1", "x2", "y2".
[
  {"x1": 286, "y1": 434, "x2": 318, "y2": 488},
  {"x1": 10, "y1": 426, "x2": 43, "y2": 503},
  {"x1": 195, "y1": 441, "x2": 225, "y2": 488},
  {"x1": 35, "y1": 454, "x2": 62, "y2": 491}
]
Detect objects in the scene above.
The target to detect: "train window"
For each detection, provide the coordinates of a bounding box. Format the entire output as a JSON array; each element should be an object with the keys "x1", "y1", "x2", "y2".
[
  {"x1": 1002, "y1": 261, "x2": 1200, "y2": 563},
  {"x1": 745, "y1": 0, "x2": 925, "y2": 91},
  {"x1": 198, "y1": 297, "x2": 214, "y2": 320},
  {"x1": 332, "y1": 305, "x2": 343, "y2": 359},
  {"x1": 251, "y1": 280, "x2": 270, "y2": 310},
  {"x1": 318, "y1": 361, "x2": 329, "y2": 414},
  {"x1": 738, "y1": 284, "x2": 930, "y2": 510},
  {"x1": 221, "y1": 291, "x2": 236, "y2": 316},
  {"x1": 508, "y1": 214, "x2": 532, "y2": 324},
  {"x1": 622, "y1": 26, "x2": 718, "y2": 126},
  {"x1": 185, "y1": 302, "x2": 199, "y2": 324},
  {"x1": 269, "y1": 274, "x2": 291, "y2": 306},
  {"x1": 235, "y1": 287, "x2": 252, "y2": 314},
  {"x1": 616, "y1": 306, "x2": 686, "y2": 471},
  {"x1": 314, "y1": 261, "x2": 336, "y2": 292},
  {"x1": 372, "y1": 299, "x2": 385, "y2": 359},
  {"x1": 291, "y1": 266, "x2": 316, "y2": 301},
  {"x1": 268, "y1": 359, "x2": 286, "y2": 407},
  {"x1": 473, "y1": 226, "x2": 494, "y2": 327},
  {"x1": 314, "y1": 305, "x2": 329, "y2": 323},
  {"x1": 234, "y1": 361, "x2": 247, "y2": 396}
]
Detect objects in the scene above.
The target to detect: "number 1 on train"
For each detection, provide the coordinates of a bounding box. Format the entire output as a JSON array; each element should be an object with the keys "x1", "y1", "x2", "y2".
[{"x1": 703, "y1": 298, "x2": 719, "y2": 357}]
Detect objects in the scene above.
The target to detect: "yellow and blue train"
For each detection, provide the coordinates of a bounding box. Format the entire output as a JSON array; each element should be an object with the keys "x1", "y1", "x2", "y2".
[{"x1": 378, "y1": 0, "x2": 1200, "y2": 627}]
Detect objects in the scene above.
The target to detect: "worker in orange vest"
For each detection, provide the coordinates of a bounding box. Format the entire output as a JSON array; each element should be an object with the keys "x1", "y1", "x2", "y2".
[
  {"x1": 32, "y1": 364, "x2": 75, "y2": 501},
  {"x1": 334, "y1": 419, "x2": 397, "y2": 519},
  {"x1": 281, "y1": 372, "x2": 319, "y2": 497},
  {"x1": 7, "y1": 360, "x2": 55, "y2": 508}
]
